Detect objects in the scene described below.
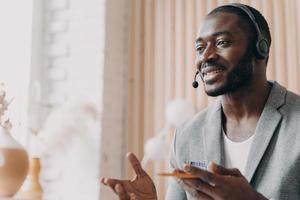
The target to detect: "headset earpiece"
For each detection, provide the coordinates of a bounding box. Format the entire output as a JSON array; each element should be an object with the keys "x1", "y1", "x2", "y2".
[{"x1": 256, "y1": 37, "x2": 269, "y2": 59}]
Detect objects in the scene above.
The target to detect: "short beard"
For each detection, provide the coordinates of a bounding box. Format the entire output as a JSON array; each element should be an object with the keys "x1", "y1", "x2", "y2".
[{"x1": 205, "y1": 53, "x2": 253, "y2": 97}]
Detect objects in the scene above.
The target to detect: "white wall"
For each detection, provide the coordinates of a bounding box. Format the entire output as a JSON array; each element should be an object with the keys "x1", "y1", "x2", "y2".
[
  {"x1": 39, "y1": 0, "x2": 105, "y2": 119},
  {"x1": 0, "y1": 1, "x2": 33, "y2": 144},
  {"x1": 34, "y1": 0, "x2": 105, "y2": 199},
  {"x1": 30, "y1": 0, "x2": 131, "y2": 199}
]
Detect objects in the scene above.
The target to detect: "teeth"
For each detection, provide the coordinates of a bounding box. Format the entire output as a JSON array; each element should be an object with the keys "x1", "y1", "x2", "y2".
[{"x1": 205, "y1": 69, "x2": 223, "y2": 76}]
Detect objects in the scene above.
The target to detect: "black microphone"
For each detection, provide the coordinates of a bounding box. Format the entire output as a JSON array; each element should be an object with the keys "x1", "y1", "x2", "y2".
[{"x1": 192, "y1": 71, "x2": 199, "y2": 88}]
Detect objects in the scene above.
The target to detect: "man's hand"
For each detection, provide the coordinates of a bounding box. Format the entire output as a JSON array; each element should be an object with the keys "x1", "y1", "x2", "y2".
[
  {"x1": 178, "y1": 162, "x2": 268, "y2": 200},
  {"x1": 101, "y1": 152, "x2": 157, "y2": 200}
]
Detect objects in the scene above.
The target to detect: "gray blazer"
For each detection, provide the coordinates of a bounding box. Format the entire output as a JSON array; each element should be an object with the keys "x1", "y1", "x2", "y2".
[{"x1": 166, "y1": 82, "x2": 300, "y2": 200}]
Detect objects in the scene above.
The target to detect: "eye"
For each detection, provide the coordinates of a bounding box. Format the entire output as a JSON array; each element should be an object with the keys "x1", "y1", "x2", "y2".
[
  {"x1": 196, "y1": 44, "x2": 206, "y2": 55},
  {"x1": 216, "y1": 39, "x2": 230, "y2": 48}
]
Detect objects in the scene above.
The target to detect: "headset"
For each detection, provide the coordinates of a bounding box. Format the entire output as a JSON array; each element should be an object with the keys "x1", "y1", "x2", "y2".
[
  {"x1": 192, "y1": 3, "x2": 269, "y2": 88},
  {"x1": 229, "y1": 3, "x2": 269, "y2": 59}
]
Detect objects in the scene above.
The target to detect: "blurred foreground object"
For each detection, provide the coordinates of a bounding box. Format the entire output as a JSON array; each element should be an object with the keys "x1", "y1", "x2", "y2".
[
  {"x1": 165, "y1": 99, "x2": 196, "y2": 128},
  {"x1": 142, "y1": 99, "x2": 196, "y2": 167},
  {"x1": 0, "y1": 83, "x2": 29, "y2": 197},
  {"x1": 38, "y1": 97, "x2": 100, "y2": 200}
]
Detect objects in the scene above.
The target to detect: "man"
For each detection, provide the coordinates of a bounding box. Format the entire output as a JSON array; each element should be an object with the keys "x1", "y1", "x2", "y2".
[{"x1": 102, "y1": 3, "x2": 300, "y2": 200}]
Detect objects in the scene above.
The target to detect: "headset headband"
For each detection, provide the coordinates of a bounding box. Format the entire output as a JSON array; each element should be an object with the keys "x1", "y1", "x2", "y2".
[{"x1": 223, "y1": 3, "x2": 269, "y2": 59}]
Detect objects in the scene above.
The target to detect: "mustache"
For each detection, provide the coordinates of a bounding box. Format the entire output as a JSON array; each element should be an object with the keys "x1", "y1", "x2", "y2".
[{"x1": 200, "y1": 60, "x2": 226, "y2": 70}]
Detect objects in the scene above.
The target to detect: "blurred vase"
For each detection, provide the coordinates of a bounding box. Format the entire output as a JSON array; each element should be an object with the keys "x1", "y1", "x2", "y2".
[
  {"x1": 0, "y1": 126, "x2": 29, "y2": 197},
  {"x1": 15, "y1": 157, "x2": 43, "y2": 200}
]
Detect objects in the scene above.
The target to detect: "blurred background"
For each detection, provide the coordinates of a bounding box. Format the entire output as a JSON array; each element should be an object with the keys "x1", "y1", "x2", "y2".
[{"x1": 2, "y1": 0, "x2": 300, "y2": 199}]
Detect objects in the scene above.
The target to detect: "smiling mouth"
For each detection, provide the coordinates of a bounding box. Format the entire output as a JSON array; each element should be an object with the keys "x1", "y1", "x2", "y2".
[
  {"x1": 203, "y1": 69, "x2": 224, "y2": 77},
  {"x1": 201, "y1": 68, "x2": 224, "y2": 78}
]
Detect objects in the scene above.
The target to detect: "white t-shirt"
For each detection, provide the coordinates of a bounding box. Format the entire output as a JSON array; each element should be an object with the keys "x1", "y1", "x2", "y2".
[
  {"x1": 223, "y1": 131, "x2": 275, "y2": 200},
  {"x1": 223, "y1": 130, "x2": 255, "y2": 175}
]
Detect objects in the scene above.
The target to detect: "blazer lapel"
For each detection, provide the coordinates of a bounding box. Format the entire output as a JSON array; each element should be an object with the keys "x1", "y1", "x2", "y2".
[
  {"x1": 203, "y1": 99, "x2": 225, "y2": 166},
  {"x1": 244, "y1": 82, "x2": 286, "y2": 182}
]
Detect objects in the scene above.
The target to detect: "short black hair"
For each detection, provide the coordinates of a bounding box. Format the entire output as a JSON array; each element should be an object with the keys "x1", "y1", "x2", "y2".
[{"x1": 208, "y1": 4, "x2": 271, "y2": 58}]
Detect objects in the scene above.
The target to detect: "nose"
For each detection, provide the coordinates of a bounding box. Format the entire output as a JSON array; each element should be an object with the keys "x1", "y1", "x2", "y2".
[{"x1": 195, "y1": 45, "x2": 218, "y2": 69}]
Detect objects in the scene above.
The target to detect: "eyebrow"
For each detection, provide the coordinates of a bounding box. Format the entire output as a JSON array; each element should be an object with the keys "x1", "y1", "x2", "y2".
[{"x1": 195, "y1": 31, "x2": 233, "y2": 43}]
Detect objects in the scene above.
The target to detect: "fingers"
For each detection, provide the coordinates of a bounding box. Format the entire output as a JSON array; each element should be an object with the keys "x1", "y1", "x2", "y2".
[
  {"x1": 115, "y1": 184, "x2": 130, "y2": 200},
  {"x1": 129, "y1": 193, "x2": 138, "y2": 200},
  {"x1": 102, "y1": 178, "x2": 127, "y2": 195},
  {"x1": 102, "y1": 178, "x2": 131, "y2": 199},
  {"x1": 184, "y1": 165, "x2": 219, "y2": 185},
  {"x1": 127, "y1": 152, "x2": 147, "y2": 177},
  {"x1": 183, "y1": 179, "x2": 212, "y2": 191},
  {"x1": 100, "y1": 177, "x2": 105, "y2": 184},
  {"x1": 183, "y1": 178, "x2": 225, "y2": 199},
  {"x1": 177, "y1": 179, "x2": 213, "y2": 200},
  {"x1": 208, "y1": 162, "x2": 242, "y2": 177},
  {"x1": 173, "y1": 169, "x2": 185, "y2": 174},
  {"x1": 101, "y1": 178, "x2": 120, "y2": 188}
]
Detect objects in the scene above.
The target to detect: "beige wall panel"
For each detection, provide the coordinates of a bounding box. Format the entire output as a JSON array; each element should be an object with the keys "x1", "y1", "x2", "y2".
[
  {"x1": 251, "y1": 0, "x2": 262, "y2": 10},
  {"x1": 133, "y1": 0, "x2": 144, "y2": 158},
  {"x1": 195, "y1": 0, "x2": 208, "y2": 110},
  {"x1": 142, "y1": 0, "x2": 155, "y2": 180},
  {"x1": 127, "y1": 0, "x2": 135, "y2": 163},
  {"x1": 127, "y1": 0, "x2": 146, "y2": 178},
  {"x1": 154, "y1": 0, "x2": 165, "y2": 133},
  {"x1": 284, "y1": 0, "x2": 299, "y2": 92},
  {"x1": 175, "y1": 0, "x2": 186, "y2": 98},
  {"x1": 154, "y1": 0, "x2": 166, "y2": 198},
  {"x1": 218, "y1": 0, "x2": 230, "y2": 6},
  {"x1": 273, "y1": 0, "x2": 287, "y2": 85},
  {"x1": 228, "y1": 0, "x2": 239, "y2": 3},
  {"x1": 239, "y1": 0, "x2": 251, "y2": 5},
  {"x1": 127, "y1": 0, "x2": 136, "y2": 175},
  {"x1": 185, "y1": 0, "x2": 197, "y2": 105},
  {"x1": 196, "y1": 0, "x2": 207, "y2": 24},
  {"x1": 143, "y1": 0, "x2": 155, "y2": 141},
  {"x1": 207, "y1": 0, "x2": 218, "y2": 11},
  {"x1": 296, "y1": 0, "x2": 300, "y2": 94},
  {"x1": 164, "y1": 0, "x2": 175, "y2": 103},
  {"x1": 262, "y1": 0, "x2": 276, "y2": 80}
]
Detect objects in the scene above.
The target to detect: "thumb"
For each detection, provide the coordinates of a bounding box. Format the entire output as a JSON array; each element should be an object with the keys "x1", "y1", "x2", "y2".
[
  {"x1": 127, "y1": 152, "x2": 147, "y2": 178},
  {"x1": 208, "y1": 162, "x2": 242, "y2": 177}
]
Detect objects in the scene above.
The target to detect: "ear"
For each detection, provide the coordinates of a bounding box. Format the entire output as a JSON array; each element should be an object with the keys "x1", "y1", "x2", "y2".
[
  {"x1": 254, "y1": 56, "x2": 268, "y2": 65},
  {"x1": 252, "y1": 57, "x2": 268, "y2": 77}
]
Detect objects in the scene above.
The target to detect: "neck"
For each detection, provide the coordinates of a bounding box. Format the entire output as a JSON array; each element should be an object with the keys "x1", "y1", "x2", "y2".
[{"x1": 221, "y1": 79, "x2": 271, "y2": 123}]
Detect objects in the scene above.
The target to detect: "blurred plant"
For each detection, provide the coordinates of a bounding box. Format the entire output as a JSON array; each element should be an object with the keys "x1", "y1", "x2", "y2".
[
  {"x1": 38, "y1": 98, "x2": 98, "y2": 153},
  {"x1": 142, "y1": 99, "x2": 196, "y2": 168},
  {"x1": 37, "y1": 97, "x2": 100, "y2": 200},
  {"x1": 0, "y1": 83, "x2": 13, "y2": 132}
]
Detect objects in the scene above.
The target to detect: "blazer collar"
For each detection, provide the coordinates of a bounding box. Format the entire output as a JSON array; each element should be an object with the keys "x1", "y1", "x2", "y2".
[
  {"x1": 203, "y1": 98, "x2": 225, "y2": 166},
  {"x1": 244, "y1": 81, "x2": 286, "y2": 182}
]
